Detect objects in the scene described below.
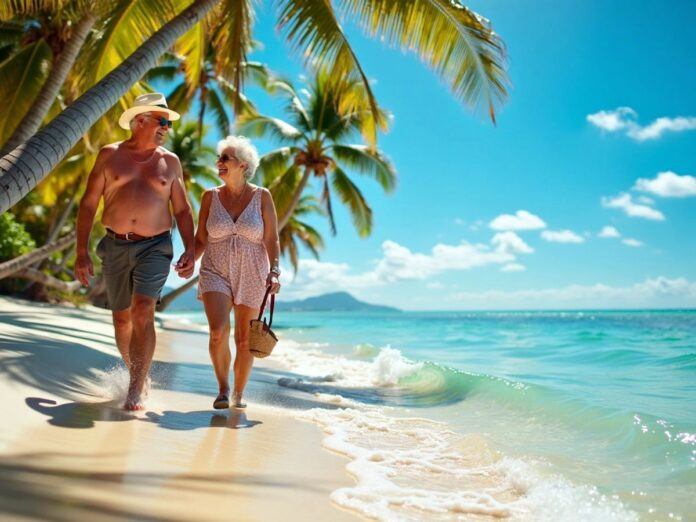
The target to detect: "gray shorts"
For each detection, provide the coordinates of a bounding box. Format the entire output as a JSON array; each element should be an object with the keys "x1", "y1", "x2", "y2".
[{"x1": 96, "y1": 232, "x2": 173, "y2": 311}]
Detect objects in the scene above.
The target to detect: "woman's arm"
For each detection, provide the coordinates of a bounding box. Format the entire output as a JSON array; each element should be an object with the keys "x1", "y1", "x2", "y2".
[
  {"x1": 260, "y1": 188, "x2": 281, "y2": 293},
  {"x1": 193, "y1": 190, "x2": 212, "y2": 262}
]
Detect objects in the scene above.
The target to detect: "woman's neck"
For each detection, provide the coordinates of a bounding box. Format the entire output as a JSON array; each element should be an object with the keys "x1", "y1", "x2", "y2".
[{"x1": 223, "y1": 177, "x2": 247, "y2": 195}]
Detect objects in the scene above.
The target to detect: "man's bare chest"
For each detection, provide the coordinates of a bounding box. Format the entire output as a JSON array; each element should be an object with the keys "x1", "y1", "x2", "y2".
[{"x1": 104, "y1": 155, "x2": 173, "y2": 196}]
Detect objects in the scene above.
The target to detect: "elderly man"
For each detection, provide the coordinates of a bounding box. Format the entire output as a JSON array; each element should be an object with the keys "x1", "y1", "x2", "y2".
[{"x1": 75, "y1": 93, "x2": 195, "y2": 410}]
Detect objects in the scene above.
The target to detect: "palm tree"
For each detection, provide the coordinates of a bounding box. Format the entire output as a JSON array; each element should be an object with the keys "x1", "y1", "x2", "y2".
[
  {"x1": 0, "y1": 1, "x2": 97, "y2": 155},
  {"x1": 239, "y1": 73, "x2": 397, "y2": 237},
  {"x1": 166, "y1": 121, "x2": 218, "y2": 205},
  {"x1": 279, "y1": 195, "x2": 324, "y2": 273},
  {"x1": 0, "y1": 0, "x2": 507, "y2": 214},
  {"x1": 146, "y1": 50, "x2": 267, "y2": 140}
]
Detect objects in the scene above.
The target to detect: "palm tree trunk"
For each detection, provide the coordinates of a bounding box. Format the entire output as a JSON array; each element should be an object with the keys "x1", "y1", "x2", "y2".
[
  {"x1": 12, "y1": 267, "x2": 82, "y2": 293},
  {"x1": 0, "y1": 231, "x2": 76, "y2": 279},
  {"x1": 0, "y1": 13, "x2": 97, "y2": 156},
  {"x1": 157, "y1": 275, "x2": 198, "y2": 311},
  {"x1": 277, "y1": 167, "x2": 312, "y2": 232},
  {"x1": 0, "y1": 0, "x2": 220, "y2": 214}
]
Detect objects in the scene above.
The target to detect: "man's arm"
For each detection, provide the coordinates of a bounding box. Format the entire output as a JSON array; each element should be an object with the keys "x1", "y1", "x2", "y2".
[
  {"x1": 74, "y1": 147, "x2": 109, "y2": 286},
  {"x1": 169, "y1": 156, "x2": 195, "y2": 278}
]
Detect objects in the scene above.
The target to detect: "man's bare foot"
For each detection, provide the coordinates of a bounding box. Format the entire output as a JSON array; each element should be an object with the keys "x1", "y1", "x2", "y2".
[
  {"x1": 124, "y1": 393, "x2": 145, "y2": 411},
  {"x1": 141, "y1": 375, "x2": 152, "y2": 399}
]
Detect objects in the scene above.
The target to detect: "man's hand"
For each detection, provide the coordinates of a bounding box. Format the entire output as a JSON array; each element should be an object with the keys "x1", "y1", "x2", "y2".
[
  {"x1": 75, "y1": 254, "x2": 94, "y2": 287},
  {"x1": 174, "y1": 250, "x2": 195, "y2": 278}
]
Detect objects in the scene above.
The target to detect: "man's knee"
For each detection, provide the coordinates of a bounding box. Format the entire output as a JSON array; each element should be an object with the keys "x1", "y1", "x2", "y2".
[
  {"x1": 131, "y1": 295, "x2": 156, "y2": 326},
  {"x1": 112, "y1": 309, "x2": 132, "y2": 330}
]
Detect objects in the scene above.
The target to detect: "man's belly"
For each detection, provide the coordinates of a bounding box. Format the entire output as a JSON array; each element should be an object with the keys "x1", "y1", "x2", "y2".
[{"x1": 101, "y1": 197, "x2": 173, "y2": 236}]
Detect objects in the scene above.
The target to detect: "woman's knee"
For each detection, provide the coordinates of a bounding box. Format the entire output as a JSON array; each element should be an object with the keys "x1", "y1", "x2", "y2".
[{"x1": 210, "y1": 323, "x2": 231, "y2": 344}]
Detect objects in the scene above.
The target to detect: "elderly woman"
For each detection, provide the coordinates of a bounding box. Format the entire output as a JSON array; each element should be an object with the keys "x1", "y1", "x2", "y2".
[{"x1": 192, "y1": 135, "x2": 281, "y2": 409}]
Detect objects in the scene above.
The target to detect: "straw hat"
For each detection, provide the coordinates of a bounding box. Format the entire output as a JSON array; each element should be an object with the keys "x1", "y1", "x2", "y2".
[{"x1": 118, "y1": 92, "x2": 180, "y2": 130}]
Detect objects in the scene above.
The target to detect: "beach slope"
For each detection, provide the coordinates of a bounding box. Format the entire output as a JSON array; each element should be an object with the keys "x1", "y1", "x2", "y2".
[{"x1": 0, "y1": 296, "x2": 357, "y2": 521}]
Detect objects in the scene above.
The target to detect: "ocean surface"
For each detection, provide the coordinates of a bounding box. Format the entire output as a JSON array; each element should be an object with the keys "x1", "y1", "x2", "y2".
[{"x1": 163, "y1": 309, "x2": 696, "y2": 521}]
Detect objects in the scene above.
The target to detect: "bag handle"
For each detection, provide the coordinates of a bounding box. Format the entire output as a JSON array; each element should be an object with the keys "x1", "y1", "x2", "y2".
[{"x1": 257, "y1": 285, "x2": 275, "y2": 329}]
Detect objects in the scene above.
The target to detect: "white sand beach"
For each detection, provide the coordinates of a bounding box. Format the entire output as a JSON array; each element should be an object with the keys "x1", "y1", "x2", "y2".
[{"x1": 0, "y1": 296, "x2": 358, "y2": 521}]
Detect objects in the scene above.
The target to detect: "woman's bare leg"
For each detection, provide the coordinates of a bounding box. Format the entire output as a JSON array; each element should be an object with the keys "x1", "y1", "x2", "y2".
[
  {"x1": 232, "y1": 304, "x2": 259, "y2": 403},
  {"x1": 202, "y1": 292, "x2": 233, "y2": 395}
]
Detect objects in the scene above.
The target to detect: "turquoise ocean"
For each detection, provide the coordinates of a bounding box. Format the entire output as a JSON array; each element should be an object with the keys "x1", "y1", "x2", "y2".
[{"x1": 164, "y1": 309, "x2": 696, "y2": 521}]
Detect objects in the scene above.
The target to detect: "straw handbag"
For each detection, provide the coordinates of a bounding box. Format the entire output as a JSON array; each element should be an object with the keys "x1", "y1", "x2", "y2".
[{"x1": 249, "y1": 286, "x2": 277, "y2": 358}]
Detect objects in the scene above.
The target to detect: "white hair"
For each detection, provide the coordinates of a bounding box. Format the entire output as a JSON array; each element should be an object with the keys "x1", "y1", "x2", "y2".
[
  {"x1": 129, "y1": 111, "x2": 152, "y2": 131},
  {"x1": 217, "y1": 135, "x2": 259, "y2": 180}
]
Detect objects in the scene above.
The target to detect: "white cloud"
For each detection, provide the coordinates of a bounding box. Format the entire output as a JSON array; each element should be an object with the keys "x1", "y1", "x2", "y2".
[
  {"x1": 634, "y1": 171, "x2": 696, "y2": 198},
  {"x1": 454, "y1": 218, "x2": 465, "y2": 226},
  {"x1": 491, "y1": 231, "x2": 534, "y2": 254},
  {"x1": 541, "y1": 230, "x2": 585, "y2": 243},
  {"x1": 280, "y1": 239, "x2": 515, "y2": 299},
  {"x1": 601, "y1": 193, "x2": 665, "y2": 221},
  {"x1": 586, "y1": 107, "x2": 637, "y2": 132},
  {"x1": 426, "y1": 281, "x2": 444, "y2": 289},
  {"x1": 489, "y1": 210, "x2": 546, "y2": 231},
  {"x1": 598, "y1": 226, "x2": 620, "y2": 238},
  {"x1": 501, "y1": 263, "x2": 526, "y2": 272},
  {"x1": 469, "y1": 219, "x2": 484, "y2": 231},
  {"x1": 622, "y1": 238, "x2": 644, "y2": 247},
  {"x1": 449, "y1": 277, "x2": 696, "y2": 310},
  {"x1": 587, "y1": 107, "x2": 696, "y2": 141}
]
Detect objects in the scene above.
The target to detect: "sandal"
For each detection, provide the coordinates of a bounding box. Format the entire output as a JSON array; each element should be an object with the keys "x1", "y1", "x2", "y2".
[{"x1": 213, "y1": 392, "x2": 230, "y2": 409}]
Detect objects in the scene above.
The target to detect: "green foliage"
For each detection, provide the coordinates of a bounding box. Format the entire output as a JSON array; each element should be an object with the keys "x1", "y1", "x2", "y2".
[{"x1": 0, "y1": 212, "x2": 36, "y2": 261}]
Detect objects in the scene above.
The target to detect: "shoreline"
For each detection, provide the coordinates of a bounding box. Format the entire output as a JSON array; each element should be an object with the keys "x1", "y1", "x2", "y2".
[{"x1": 0, "y1": 296, "x2": 359, "y2": 521}]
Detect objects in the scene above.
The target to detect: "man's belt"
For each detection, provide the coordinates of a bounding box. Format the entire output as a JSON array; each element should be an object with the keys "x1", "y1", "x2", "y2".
[{"x1": 105, "y1": 228, "x2": 170, "y2": 242}]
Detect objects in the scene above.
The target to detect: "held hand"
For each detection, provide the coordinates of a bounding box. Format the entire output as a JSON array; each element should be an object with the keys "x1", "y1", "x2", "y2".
[
  {"x1": 75, "y1": 254, "x2": 94, "y2": 287},
  {"x1": 175, "y1": 250, "x2": 195, "y2": 278},
  {"x1": 266, "y1": 272, "x2": 281, "y2": 294}
]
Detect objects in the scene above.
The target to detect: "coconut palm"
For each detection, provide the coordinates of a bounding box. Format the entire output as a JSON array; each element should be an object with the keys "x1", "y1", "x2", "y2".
[
  {"x1": 279, "y1": 194, "x2": 324, "y2": 273},
  {"x1": 146, "y1": 50, "x2": 268, "y2": 139},
  {"x1": 0, "y1": 1, "x2": 97, "y2": 155},
  {"x1": 166, "y1": 121, "x2": 218, "y2": 206},
  {"x1": 239, "y1": 73, "x2": 396, "y2": 237},
  {"x1": 0, "y1": 0, "x2": 508, "y2": 214}
]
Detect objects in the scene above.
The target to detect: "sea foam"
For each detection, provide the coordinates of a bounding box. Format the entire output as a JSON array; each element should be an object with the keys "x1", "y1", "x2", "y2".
[{"x1": 274, "y1": 339, "x2": 639, "y2": 521}]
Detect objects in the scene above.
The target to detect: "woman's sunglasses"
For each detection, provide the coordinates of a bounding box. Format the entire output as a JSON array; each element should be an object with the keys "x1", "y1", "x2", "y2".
[{"x1": 217, "y1": 153, "x2": 238, "y2": 163}]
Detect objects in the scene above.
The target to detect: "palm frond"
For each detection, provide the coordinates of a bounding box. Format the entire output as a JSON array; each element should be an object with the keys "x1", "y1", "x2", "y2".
[
  {"x1": 206, "y1": 86, "x2": 232, "y2": 136},
  {"x1": 0, "y1": 40, "x2": 51, "y2": 146},
  {"x1": 173, "y1": 18, "x2": 206, "y2": 96},
  {"x1": 236, "y1": 114, "x2": 304, "y2": 142},
  {"x1": 275, "y1": 0, "x2": 381, "y2": 144},
  {"x1": 341, "y1": 0, "x2": 508, "y2": 122},
  {"x1": 331, "y1": 166, "x2": 373, "y2": 237},
  {"x1": 211, "y1": 0, "x2": 254, "y2": 113},
  {"x1": 331, "y1": 144, "x2": 396, "y2": 192}
]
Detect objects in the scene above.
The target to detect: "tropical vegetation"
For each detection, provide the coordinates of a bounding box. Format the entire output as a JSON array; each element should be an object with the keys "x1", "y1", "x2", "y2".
[{"x1": 0, "y1": 0, "x2": 508, "y2": 307}]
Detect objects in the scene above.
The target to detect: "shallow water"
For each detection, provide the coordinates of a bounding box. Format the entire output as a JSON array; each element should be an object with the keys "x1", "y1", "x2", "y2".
[{"x1": 164, "y1": 309, "x2": 696, "y2": 521}]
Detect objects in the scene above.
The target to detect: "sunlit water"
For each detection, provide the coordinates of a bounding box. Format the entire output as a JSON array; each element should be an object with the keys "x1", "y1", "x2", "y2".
[{"x1": 163, "y1": 309, "x2": 696, "y2": 521}]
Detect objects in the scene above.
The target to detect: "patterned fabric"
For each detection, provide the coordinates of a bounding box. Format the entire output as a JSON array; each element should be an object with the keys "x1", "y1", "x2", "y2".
[{"x1": 198, "y1": 187, "x2": 269, "y2": 308}]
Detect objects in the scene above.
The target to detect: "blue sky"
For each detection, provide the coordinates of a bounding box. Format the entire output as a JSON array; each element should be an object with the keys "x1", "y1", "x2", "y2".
[{"x1": 166, "y1": 0, "x2": 695, "y2": 310}]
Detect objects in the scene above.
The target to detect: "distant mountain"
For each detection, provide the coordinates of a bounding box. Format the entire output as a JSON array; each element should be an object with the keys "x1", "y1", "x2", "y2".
[
  {"x1": 275, "y1": 291, "x2": 400, "y2": 313},
  {"x1": 161, "y1": 286, "x2": 399, "y2": 313}
]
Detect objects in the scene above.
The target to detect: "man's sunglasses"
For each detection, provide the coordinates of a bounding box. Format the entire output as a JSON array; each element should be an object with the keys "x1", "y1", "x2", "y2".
[{"x1": 147, "y1": 115, "x2": 173, "y2": 128}]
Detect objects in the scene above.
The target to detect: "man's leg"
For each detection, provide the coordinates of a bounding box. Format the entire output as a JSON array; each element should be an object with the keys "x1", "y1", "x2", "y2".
[
  {"x1": 112, "y1": 308, "x2": 132, "y2": 369},
  {"x1": 124, "y1": 293, "x2": 157, "y2": 410}
]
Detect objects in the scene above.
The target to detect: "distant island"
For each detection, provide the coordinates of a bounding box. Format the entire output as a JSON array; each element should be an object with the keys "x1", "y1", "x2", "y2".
[{"x1": 161, "y1": 287, "x2": 400, "y2": 313}]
